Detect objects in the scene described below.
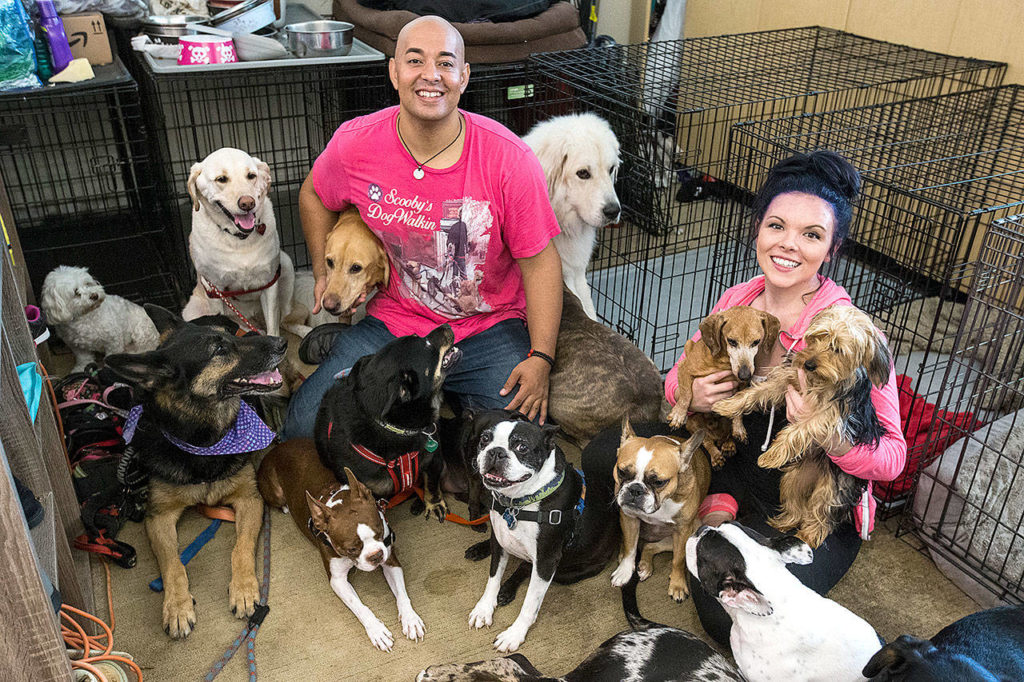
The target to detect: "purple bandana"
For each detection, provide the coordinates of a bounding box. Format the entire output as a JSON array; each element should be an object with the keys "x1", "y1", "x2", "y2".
[{"x1": 123, "y1": 400, "x2": 276, "y2": 456}]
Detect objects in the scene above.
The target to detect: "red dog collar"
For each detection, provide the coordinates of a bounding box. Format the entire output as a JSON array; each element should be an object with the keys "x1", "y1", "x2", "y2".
[{"x1": 201, "y1": 265, "x2": 281, "y2": 300}]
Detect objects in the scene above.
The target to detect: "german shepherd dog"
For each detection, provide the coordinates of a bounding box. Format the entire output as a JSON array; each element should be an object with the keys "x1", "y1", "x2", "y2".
[
  {"x1": 106, "y1": 305, "x2": 286, "y2": 639},
  {"x1": 314, "y1": 324, "x2": 462, "y2": 522}
]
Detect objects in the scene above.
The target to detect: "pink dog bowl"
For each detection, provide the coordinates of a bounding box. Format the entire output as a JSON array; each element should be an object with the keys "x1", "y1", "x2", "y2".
[{"x1": 178, "y1": 35, "x2": 237, "y2": 65}]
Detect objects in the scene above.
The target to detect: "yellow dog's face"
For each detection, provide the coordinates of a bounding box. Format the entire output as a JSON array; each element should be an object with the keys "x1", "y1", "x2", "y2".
[
  {"x1": 794, "y1": 306, "x2": 891, "y2": 389},
  {"x1": 321, "y1": 208, "x2": 390, "y2": 316}
]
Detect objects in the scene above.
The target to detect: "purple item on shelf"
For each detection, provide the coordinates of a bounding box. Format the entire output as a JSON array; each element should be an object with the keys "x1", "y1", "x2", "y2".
[{"x1": 35, "y1": 0, "x2": 73, "y2": 74}]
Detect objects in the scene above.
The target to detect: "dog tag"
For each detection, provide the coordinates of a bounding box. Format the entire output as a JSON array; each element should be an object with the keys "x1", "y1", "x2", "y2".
[
  {"x1": 502, "y1": 508, "x2": 518, "y2": 530},
  {"x1": 424, "y1": 436, "x2": 438, "y2": 453}
]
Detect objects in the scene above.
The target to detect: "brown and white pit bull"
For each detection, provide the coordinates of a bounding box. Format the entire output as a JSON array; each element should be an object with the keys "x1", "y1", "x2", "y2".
[
  {"x1": 256, "y1": 439, "x2": 424, "y2": 651},
  {"x1": 609, "y1": 419, "x2": 709, "y2": 602}
]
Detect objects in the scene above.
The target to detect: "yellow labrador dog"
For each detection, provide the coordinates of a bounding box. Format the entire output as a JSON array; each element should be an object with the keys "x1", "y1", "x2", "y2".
[
  {"x1": 524, "y1": 113, "x2": 621, "y2": 321},
  {"x1": 182, "y1": 147, "x2": 305, "y2": 337}
]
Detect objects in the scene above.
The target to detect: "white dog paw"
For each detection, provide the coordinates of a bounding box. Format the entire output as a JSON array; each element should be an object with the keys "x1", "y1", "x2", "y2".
[
  {"x1": 401, "y1": 607, "x2": 425, "y2": 642},
  {"x1": 364, "y1": 618, "x2": 394, "y2": 652},
  {"x1": 493, "y1": 624, "x2": 527, "y2": 652},
  {"x1": 610, "y1": 559, "x2": 634, "y2": 587},
  {"x1": 468, "y1": 601, "x2": 495, "y2": 629}
]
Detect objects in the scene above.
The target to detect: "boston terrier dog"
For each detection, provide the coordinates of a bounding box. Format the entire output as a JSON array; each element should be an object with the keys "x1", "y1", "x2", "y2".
[
  {"x1": 468, "y1": 412, "x2": 585, "y2": 653},
  {"x1": 687, "y1": 522, "x2": 880, "y2": 682}
]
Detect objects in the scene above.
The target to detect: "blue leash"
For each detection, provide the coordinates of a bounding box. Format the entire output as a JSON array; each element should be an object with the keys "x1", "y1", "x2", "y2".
[{"x1": 149, "y1": 519, "x2": 223, "y2": 592}]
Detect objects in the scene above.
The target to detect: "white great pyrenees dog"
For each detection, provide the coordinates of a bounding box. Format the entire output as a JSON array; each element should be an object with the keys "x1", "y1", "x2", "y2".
[
  {"x1": 182, "y1": 147, "x2": 307, "y2": 337},
  {"x1": 524, "y1": 113, "x2": 621, "y2": 321}
]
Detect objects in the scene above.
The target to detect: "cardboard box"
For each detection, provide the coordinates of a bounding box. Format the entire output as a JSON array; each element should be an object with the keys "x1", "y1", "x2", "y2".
[{"x1": 60, "y1": 12, "x2": 112, "y2": 66}]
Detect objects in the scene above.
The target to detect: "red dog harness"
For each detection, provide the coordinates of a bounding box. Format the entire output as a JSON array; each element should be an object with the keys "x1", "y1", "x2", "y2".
[{"x1": 350, "y1": 443, "x2": 420, "y2": 494}]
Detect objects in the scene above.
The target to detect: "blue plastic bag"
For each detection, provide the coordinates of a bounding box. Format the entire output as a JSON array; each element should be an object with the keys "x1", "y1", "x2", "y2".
[{"x1": 0, "y1": 0, "x2": 42, "y2": 91}]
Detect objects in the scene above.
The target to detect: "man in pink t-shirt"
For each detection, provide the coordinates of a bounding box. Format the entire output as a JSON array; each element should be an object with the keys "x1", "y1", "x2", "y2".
[{"x1": 283, "y1": 15, "x2": 562, "y2": 439}]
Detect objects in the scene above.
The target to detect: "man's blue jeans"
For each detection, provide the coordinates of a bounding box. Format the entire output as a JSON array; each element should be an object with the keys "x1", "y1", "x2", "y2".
[{"x1": 282, "y1": 316, "x2": 531, "y2": 440}]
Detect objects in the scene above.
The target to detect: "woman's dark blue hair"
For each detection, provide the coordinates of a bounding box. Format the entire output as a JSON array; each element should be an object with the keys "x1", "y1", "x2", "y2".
[{"x1": 751, "y1": 150, "x2": 861, "y2": 257}]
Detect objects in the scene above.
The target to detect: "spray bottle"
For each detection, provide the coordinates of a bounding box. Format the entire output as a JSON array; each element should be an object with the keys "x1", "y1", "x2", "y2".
[{"x1": 35, "y1": 0, "x2": 73, "y2": 75}]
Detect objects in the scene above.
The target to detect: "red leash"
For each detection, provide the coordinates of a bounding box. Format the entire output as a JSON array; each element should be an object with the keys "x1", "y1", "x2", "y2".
[{"x1": 200, "y1": 266, "x2": 282, "y2": 334}]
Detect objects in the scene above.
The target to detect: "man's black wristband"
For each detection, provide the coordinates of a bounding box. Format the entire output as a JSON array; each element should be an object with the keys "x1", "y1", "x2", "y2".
[{"x1": 527, "y1": 349, "x2": 555, "y2": 368}]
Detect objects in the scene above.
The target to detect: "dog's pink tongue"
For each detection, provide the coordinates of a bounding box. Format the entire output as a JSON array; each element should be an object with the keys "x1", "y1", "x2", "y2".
[
  {"x1": 235, "y1": 212, "x2": 256, "y2": 232},
  {"x1": 250, "y1": 369, "x2": 282, "y2": 385}
]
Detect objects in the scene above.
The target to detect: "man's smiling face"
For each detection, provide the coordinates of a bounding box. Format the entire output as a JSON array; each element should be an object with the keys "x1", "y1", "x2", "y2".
[{"x1": 388, "y1": 18, "x2": 469, "y2": 125}]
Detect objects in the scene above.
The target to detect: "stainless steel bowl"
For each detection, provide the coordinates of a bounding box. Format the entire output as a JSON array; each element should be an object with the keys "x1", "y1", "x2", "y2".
[
  {"x1": 284, "y1": 20, "x2": 353, "y2": 58},
  {"x1": 142, "y1": 14, "x2": 208, "y2": 44},
  {"x1": 209, "y1": 0, "x2": 277, "y2": 34}
]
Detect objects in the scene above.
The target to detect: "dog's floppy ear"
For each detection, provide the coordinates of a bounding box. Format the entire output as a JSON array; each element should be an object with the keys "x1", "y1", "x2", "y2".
[
  {"x1": 676, "y1": 429, "x2": 705, "y2": 470},
  {"x1": 378, "y1": 369, "x2": 418, "y2": 418},
  {"x1": 862, "y1": 635, "x2": 936, "y2": 679},
  {"x1": 305, "y1": 490, "x2": 329, "y2": 529},
  {"x1": 699, "y1": 312, "x2": 726, "y2": 356},
  {"x1": 504, "y1": 653, "x2": 543, "y2": 676},
  {"x1": 105, "y1": 351, "x2": 177, "y2": 392},
  {"x1": 143, "y1": 304, "x2": 185, "y2": 337},
  {"x1": 373, "y1": 238, "x2": 390, "y2": 290},
  {"x1": 620, "y1": 415, "x2": 636, "y2": 446},
  {"x1": 187, "y1": 162, "x2": 203, "y2": 212},
  {"x1": 757, "y1": 310, "x2": 781, "y2": 363},
  {"x1": 252, "y1": 156, "x2": 272, "y2": 199},
  {"x1": 867, "y1": 328, "x2": 893, "y2": 388},
  {"x1": 719, "y1": 580, "x2": 773, "y2": 617},
  {"x1": 40, "y1": 271, "x2": 73, "y2": 325},
  {"x1": 766, "y1": 535, "x2": 813, "y2": 565}
]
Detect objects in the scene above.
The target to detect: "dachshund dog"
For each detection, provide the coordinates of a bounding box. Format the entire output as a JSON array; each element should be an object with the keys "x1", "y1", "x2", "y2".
[
  {"x1": 668, "y1": 306, "x2": 780, "y2": 468},
  {"x1": 713, "y1": 305, "x2": 892, "y2": 547}
]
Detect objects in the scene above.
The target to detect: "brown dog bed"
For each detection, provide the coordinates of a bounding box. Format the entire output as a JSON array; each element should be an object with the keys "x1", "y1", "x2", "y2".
[{"x1": 333, "y1": 0, "x2": 586, "y2": 63}]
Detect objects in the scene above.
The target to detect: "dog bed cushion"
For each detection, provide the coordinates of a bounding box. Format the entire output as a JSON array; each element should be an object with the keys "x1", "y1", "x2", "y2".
[
  {"x1": 333, "y1": 0, "x2": 586, "y2": 63},
  {"x1": 913, "y1": 407, "x2": 1024, "y2": 607}
]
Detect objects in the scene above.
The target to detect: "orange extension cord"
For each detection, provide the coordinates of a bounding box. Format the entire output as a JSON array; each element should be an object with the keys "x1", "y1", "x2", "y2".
[{"x1": 61, "y1": 559, "x2": 144, "y2": 681}]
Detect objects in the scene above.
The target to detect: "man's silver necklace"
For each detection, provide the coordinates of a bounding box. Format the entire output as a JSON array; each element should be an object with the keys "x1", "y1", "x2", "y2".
[{"x1": 397, "y1": 113, "x2": 463, "y2": 180}]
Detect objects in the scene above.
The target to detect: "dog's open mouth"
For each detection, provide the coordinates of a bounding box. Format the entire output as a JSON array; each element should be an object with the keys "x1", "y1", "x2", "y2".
[
  {"x1": 482, "y1": 471, "x2": 530, "y2": 488},
  {"x1": 227, "y1": 368, "x2": 282, "y2": 394},
  {"x1": 442, "y1": 346, "x2": 462, "y2": 372},
  {"x1": 217, "y1": 202, "x2": 256, "y2": 235}
]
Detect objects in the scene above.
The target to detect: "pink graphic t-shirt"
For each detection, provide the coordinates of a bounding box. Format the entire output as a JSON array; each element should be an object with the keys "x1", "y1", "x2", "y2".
[{"x1": 311, "y1": 106, "x2": 560, "y2": 341}]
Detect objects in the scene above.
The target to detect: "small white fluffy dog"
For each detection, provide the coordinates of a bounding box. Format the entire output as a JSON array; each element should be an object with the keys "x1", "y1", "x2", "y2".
[
  {"x1": 524, "y1": 113, "x2": 621, "y2": 321},
  {"x1": 182, "y1": 147, "x2": 305, "y2": 337},
  {"x1": 40, "y1": 265, "x2": 159, "y2": 372}
]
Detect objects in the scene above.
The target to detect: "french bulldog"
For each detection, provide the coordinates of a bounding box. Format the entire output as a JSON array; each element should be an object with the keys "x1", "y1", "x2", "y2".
[
  {"x1": 610, "y1": 419, "x2": 709, "y2": 601},
  {"x1": 467, "y1": 412, "x2": 585, "y2": 653}
]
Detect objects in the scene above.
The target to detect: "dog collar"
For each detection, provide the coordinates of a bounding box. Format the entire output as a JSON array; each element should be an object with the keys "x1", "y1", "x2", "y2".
[
  {"x1": 491, "y1": 468, "x2": 586, "y2": 530},
  {"x1": 123, "y1": 401, "x2": 275, "y2": 456},
  {"x1": 200, "y1": 265, "x2": 281, "y2": 300},
  {"x1": 374, "y1": 419, "x2": 438, "y2": 453}
]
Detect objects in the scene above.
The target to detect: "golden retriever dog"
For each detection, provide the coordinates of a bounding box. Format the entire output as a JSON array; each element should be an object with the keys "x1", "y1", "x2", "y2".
[
  {"x1": 667, "y1": 306, "x2": 780, "y2": 468},
  {"x1": 524, "y1": 113, "x2": 621, "y2": 321},
  {"x1": 182, "y1": 147, "x2": 306, "y2": 337}
]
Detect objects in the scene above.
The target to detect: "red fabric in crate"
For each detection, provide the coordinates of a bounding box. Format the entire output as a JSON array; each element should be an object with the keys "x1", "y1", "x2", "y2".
[{"x1": 879, "y1": 374, "x2": 982, "y2": 501}]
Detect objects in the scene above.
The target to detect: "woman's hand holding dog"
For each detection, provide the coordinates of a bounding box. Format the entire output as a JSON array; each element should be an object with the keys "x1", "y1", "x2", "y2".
[
  {"x1": 501, "y1": 357, "x2": 551, "y2": 423},
  {"x1": 687, "y1": 370, "x2": 737, "y2": 412}
]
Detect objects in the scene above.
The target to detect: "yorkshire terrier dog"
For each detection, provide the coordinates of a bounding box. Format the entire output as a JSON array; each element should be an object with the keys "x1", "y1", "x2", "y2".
[
  {"x1": 667, "y1": 306, "x2": 780, "y2": 468},
  {"x1": 713, "y1": 305, "x2": 892, "y2": 547}
]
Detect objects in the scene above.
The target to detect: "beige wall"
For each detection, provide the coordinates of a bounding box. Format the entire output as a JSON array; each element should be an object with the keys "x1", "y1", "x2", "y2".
[{"x1": 683, "y1": 0, "x2": 1022, "y2": 83}]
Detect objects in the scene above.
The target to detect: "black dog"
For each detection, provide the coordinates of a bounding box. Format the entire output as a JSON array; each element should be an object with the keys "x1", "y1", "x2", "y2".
[
  {"x1": 314, "y1": 323, "x2": 461, "y2": 521},
  {"x1": 864, "y1": 605, "x2": 1024, "y2": 681},
  {"x1": 465, "y1": 411, "x2": 620, "y2": 652},
  {"x1": 105, "y1": 305, "x2": 286, "y2": 638},
  {"x1": 419, "y1": 570, "x2": 742, "y2": 681}
]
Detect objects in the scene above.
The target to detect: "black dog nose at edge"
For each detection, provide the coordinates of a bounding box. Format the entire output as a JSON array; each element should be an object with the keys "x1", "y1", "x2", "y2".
[
  {"x1": 603, "y1": 202, "x2": 621, "y2": 220},
  {"x1": 237, "y1": 195, "x2": 256, "y2": 212}
]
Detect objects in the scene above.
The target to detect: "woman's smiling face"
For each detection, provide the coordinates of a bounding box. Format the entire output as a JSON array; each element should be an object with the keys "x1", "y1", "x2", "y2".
[{"x1": 755, "y1": 191, "x2": 836, "y2": 292}]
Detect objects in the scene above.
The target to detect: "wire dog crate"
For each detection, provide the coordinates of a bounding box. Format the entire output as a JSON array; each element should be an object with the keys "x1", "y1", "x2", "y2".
[
  {"x1": 0, "y1": 59, "x2": 180, "y2": 308},
  {"x1": 134, "y1": 53, "x2": 389, "y2": 291},
  {"x1": 528, "y1": 27, "x2": 1006, "y2": 372},
  {"x1": 724, "y1": 85, "x2": 1024, "y2": 506},
  {"x1": 907, "y1": 214, "x2": 1024, "y2": 606}
]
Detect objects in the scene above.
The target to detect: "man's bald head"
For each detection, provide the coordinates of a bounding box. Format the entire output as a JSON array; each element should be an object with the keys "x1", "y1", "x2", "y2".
[{"x1": 395, "y1": 15, "x2": 466, "y2": 65}]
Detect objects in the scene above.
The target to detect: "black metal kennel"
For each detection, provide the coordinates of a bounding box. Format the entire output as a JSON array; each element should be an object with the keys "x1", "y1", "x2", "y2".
[
  {"x1": 905, "y1": 213, "x2": 1024, "y2": 605},
  {"x1": 527, "y1": 27, "x2": 1006, "y2": 373},
  {"x1": 133, "y1": 53, "x2": 390, "y2": 293},
  {"x1": 0, "y1": 59, "x2": 181, "y2": 308},
  {"x1": 724, "y1": 85, "x2": 1024, "y2": 508}
]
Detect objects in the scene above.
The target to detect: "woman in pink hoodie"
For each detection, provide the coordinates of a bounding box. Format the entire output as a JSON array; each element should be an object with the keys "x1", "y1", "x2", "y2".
[{"x1": 583, "y1": 151, "x2": 906, "y2": 646}]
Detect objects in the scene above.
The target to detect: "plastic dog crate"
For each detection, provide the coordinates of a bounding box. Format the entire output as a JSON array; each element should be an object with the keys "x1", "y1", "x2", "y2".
[
  {"x1": 0, "y1": 59, "x2": 182, "y2": 308},
  {"x1": 132, "y1": 42, "x2": 390, "y2": 286},
  {"x1": 527, "y1": 28, "x2": 1006, "y2": 372},
  {"x1": 725, "y1": 85, "x2": 1024, "y2": 507}
]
